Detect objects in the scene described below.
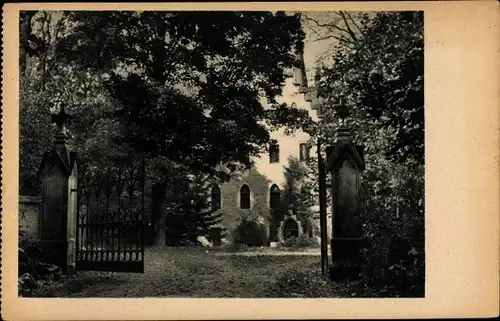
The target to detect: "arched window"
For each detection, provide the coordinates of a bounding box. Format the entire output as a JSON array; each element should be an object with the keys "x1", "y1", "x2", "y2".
[
  {"x1": 270, "y1": 184, "x2": 281, "y2": 209},
  {"x1": 240, "y1": 184, "x2": 251, "y2": 209},
  {"x1": 211, "y1": 185, "x2": 221, "y2": 210}
]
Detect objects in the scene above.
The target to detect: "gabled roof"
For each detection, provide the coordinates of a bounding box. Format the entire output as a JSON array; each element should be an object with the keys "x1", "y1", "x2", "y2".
[
  {"x1": 326, "y1": 141, "x2": 365, "y2": 172},
  {"x1": 38, "y1": 147, "x2": 78, "y2": 178}
]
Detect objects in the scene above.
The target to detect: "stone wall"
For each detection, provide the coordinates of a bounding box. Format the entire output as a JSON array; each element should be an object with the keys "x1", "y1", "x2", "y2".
[
  {"x1": 214, "y1": 164, "x2": 325, "y2": 244},
  {"x1": 215, "y1": 167, "x2": 273, "y2": 242},
  {"x1": 19, "y1": 195, "x2": 41, "y2": 241}
]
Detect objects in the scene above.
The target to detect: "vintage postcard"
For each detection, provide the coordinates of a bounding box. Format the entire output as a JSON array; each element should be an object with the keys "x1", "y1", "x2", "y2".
[{"x1": 1, "y1": 1, "x2": 499, "y2": 320}]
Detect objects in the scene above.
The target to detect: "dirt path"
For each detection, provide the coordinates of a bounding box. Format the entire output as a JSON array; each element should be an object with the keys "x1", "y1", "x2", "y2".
[
  {"x1": 46, "y1": 247, "x2": 323, "y2": 298},
  {"x1": 215, "y1": 248, "x2": 321, "y2": 256}
]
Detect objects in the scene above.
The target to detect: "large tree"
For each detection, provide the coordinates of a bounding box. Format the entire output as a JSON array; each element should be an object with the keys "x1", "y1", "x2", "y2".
[
  {"x1": 308, "y1": 11, "x2": 424, "y2": 294},
  {"x1": 301, "y1": 11, "x2": 368, "y2": 67},
  {"x1": 19, "y1": 11, "x2": 114, "y2": 195},
  {"x1": 51, "y1": 11, "x2": 306, "y2": 245},
  {"x1": 280, "y1": 156, "x2": 316, "y2": 236},
  {"x1": 315, "y1": 11, "x2": 424, "y2": 166}
]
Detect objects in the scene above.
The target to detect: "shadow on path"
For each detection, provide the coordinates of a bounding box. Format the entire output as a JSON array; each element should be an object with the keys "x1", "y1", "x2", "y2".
[{"x1": 39, "y1": 247, "x2": 324, "y2": 298}]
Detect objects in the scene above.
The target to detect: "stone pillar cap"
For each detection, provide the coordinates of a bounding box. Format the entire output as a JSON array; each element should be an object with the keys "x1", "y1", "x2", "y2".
[
  {"x1": 326, "y1": 126, "x2": 365, "y2": 172},
  {"x1": 335, "y1": 126, "x2": 353, "y2": 143},
  {"x1": 38, "y1": 103, "x2": 77, "y2": 178}
]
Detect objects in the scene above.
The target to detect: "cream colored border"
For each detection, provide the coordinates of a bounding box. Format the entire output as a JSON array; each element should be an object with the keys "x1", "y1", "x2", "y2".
[{"x1": 2, "y1": 1, "x2": 499, "y2": 320}]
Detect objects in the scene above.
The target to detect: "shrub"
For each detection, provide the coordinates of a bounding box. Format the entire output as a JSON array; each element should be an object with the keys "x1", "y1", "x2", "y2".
[
  {"x1": 232, "y1": 217, "x2": 267, "y2": 247},
  {"x1": 283, "y1": 235, "x2": 319, "y2": 249},
  {"x1": 359, "y1": 234, "x2": 425, "y2": 297}
]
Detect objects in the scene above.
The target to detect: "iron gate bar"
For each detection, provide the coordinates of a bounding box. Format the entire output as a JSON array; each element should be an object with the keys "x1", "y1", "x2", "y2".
[{"x1": 75, "y1": 155, "x2": 145, "y2": 273}]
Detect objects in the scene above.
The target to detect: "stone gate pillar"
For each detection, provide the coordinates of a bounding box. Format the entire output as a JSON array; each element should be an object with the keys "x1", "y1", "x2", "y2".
[
  {"x1": 326, "y1": 125, "x2": 369, "y2": 281},
  {"x1": 37, "y1": 105, "x2": 78, "y2": 275}
]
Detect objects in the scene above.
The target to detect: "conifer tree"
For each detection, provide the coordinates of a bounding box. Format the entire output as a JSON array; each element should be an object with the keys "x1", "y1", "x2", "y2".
[
  {"x1": 164, "y1": 173, "x2": 223, "y2": 246},
  {"x1": 280, "y1": 156, "x2": 315, "y2": 236}
]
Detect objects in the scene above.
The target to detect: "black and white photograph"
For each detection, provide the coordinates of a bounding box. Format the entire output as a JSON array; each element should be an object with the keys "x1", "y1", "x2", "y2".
[{"x1": 16, "y1": 9, "x2": 425, "y2": 299}]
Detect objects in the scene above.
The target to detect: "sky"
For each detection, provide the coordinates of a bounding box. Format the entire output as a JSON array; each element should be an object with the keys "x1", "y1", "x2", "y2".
[
  {"x1": 303, "y1": 37, "x2": 330, "y2": 82},
  {"x1": 299, "y1": 11, "x2": 366, "y2": 81},
  {"x1": 300, "y1": 13, "x2": 343, "y2": 83}
]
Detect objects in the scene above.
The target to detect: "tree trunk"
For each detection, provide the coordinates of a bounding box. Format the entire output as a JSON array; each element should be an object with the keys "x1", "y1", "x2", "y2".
[
  {"x1": 20, "y1": 11, "x2": 35, "y2": 78},
  {"x1": 151, "y1": 181, "x2": 167, "y2": 246}
]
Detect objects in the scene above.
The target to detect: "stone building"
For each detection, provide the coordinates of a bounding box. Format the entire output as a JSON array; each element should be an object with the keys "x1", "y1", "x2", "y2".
[{"x1": 208, "y1": 50, "x2": 332, "y2": 245}]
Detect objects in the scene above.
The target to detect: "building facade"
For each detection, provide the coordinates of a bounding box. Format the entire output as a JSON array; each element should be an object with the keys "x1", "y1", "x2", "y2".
[{"x1": 208, "y1": 52, "x2": 331, "y2": 245}]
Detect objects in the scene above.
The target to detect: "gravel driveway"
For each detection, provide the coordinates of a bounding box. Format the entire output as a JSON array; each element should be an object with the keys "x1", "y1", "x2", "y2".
[{"x1": 39, "y1": 247, "x2": 324, "y2": 298}]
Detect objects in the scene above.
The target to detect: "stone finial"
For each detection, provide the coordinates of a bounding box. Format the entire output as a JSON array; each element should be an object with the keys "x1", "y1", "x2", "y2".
[
  {"x1": 51, "y1": 103, "x2": 71, "y2": 142},
  {"x1": 47, "y1": 102, "x2": 75, "y2": 173},
  {"x1": 335, "y1": 125, "x2": 353, "y2": 143},
  {"x1": 335, "y1": 98, "x2": 351, "y2": 124}
]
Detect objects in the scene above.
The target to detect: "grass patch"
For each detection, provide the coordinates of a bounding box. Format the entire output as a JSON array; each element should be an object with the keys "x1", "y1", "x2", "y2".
[
  {"x1": 267, "y1": 261, "x2": 425, "y2": 298},
  {"x1": 266, "y1": 262, "x2": 355, "y2": 298},
  {"x1": 31, "y1": 272, "x2": 127, "y2": 297}
]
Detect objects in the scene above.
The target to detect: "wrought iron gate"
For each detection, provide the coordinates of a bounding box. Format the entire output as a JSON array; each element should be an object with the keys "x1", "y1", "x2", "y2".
[{"x1": 76, "y1": 155, "x2": 145, "y2": 273}]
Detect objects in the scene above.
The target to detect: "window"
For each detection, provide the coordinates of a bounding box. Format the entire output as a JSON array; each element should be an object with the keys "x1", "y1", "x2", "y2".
[
  {"x1": 270, "y1": 184, "x2": 281, "y2": 209},
  {"x1": 269, "y1": 142, "x2": 280, "y2": 163},
  {"x1": 240, "y1": 184, "x2": 251, "y2": 209},
  {"x1": 210, "y1": 185, "x2": 221, "y2": 210},
  {"x1": 299, "y1": 143, "x2": 310, "y2": 162}
]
